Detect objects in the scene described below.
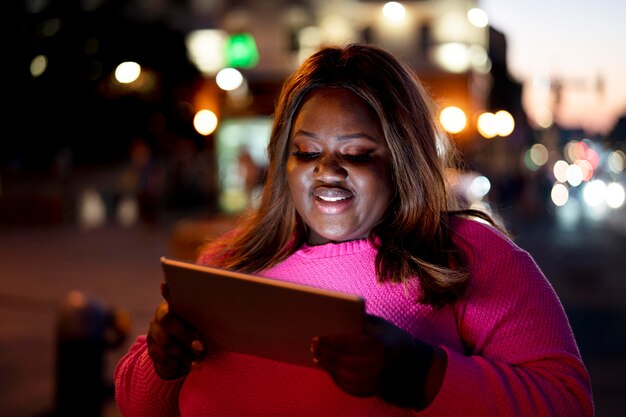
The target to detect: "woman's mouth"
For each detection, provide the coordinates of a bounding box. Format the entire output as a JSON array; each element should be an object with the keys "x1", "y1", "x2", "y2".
[{"x1": 312, "y1": 187, "x2": 354, "y2": 213}]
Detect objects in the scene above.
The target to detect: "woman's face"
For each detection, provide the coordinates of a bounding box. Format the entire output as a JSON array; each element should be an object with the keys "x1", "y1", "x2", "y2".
[{"x1": 286, "y1": 88, "x2": 393, "y2": 245}]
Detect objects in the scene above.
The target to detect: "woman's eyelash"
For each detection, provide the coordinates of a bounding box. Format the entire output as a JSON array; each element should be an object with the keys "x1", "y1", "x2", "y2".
[
  {"x1": 344, "y1": 153, "x2": 374, "y2": 162},
  {"x1": 292, "y1": 151, "x2": 320, "y2": 159},
  {"x1": 291, "y1": 151, "x2": 374, "y2": 162}
]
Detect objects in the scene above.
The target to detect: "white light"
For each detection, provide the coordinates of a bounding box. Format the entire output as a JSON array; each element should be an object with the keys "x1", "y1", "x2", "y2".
[
  {"x1": 186, "y1": 29, "x2": 226, "y2": 76},
  {"x1": 194, "y1": 109, "x2": 218, "y2": 136},
  {"x1": 551, "y1": 183, "x2": 569, "y2": 207},
  {"x1": 434, "y1": 43, "x2": 471, "y2": 73},
  {"x1": 553, "y1": 160, "x2": 569, "y2": 183},
  {"x1": 382, "y1": 2, "x2": 407, "y2": 22},
  {"x1": 216, "y1": 68, "x2": 244, "y2": 91},
  {"x1": 606, "y1": 182, "x2": 625, "y2": 208},
  {"x1": 583, "y1": 179, "x2": 607, "y2": 207},
  {"x1": 468, "y1": 175, "x2": 491, "y2": 201},
  {"x1": 566, "y1": 163, "x2": 583, "y2": 187},
  {"x1": 608, "y1": 150, "x2": 625, "y2": 174},
  {"x1": 467, "y1": 8, "x2": 489, "y2": 28},
  {"x1": 115, "y1": 61, "x2": 141, "y2": 84},
  {"x1": 78, "y1": 188, "x2": 106, "y2": 230}
]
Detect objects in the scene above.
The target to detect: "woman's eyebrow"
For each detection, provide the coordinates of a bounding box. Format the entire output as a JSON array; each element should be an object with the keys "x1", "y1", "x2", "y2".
[{"x1": 293, "y1": 129, "x2": 381, "y2": 143}]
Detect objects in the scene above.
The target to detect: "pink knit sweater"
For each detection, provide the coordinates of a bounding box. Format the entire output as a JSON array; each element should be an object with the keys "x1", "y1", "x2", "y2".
[{"x1": 114, "y1": 217, "x2": 593, "y2": 416}]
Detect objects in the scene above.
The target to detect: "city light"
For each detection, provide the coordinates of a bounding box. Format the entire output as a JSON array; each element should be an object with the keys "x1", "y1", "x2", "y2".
[
  {"x1": 606, "y1": 182, "x2": 625, "y2": 209},
  {"x1": 608, "y1": 150, "x2": 625, "y2": 174},
  {"x1": 216, "y1": 68, "x2": 244, "y2": 91},
  {"x1": 382, "y1": 2, "x2": 407, "y2": 22},
  {"x1": 553, "y1": 160, "x2": 569, "y2": 183},
  {"x1": 30, "y1": 55, "x2": 47, "y2": 77},
  {"x1": 582, "y1": 180, "x2": 607, "y2": 207},
  {"x1": 186, "y1": 29, "x2": 226, "y2": 76},
  {"x1": 439, "y1": 106, "x2": 467, "y2": 134},
  {"x1": 114, "y1": 62, "x2": 141, "y2": 84},
  {"x1": 194, "y1": 109, "x2": 219, "y2": 136},
  {"x1": 467, "y1": 8, "x2": 489, "y2": 28},
  {"x1": 530, "y1": 143, "x2": 549, "y2": 167},
  {"x1": 551, "y1": 183, "x2": 569, "y2": 207}
]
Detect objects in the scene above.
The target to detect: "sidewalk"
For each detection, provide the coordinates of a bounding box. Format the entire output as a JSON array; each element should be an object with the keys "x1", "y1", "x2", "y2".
[{"x1": 1, "y1": 212, "x2": 624, "y2": 416}]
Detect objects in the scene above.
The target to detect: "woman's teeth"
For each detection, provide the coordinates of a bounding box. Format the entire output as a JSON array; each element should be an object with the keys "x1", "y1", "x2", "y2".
[{"x1": 318, "y1": 195, "x2": 348, "y2": 202}]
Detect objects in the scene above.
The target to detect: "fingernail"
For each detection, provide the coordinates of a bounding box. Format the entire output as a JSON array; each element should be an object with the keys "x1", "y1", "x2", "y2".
[
  {"x1": 191, "y1": 360, "x2": 202, "y2": 370},
  {"x1": 312, "y1": 356, "x2": 319, "y2": 365},
  {"x1": 191, "y1": 340, "x2": 204, "y2": 352}
]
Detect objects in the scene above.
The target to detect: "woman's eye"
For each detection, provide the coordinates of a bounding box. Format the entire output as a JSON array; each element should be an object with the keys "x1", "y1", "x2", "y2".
[
  {"x1": 292, "y1": 151, "x2": 320, "y2": 160},
  {"x1": 344, "y1": 153, "x2": 374, "y2": 163}
]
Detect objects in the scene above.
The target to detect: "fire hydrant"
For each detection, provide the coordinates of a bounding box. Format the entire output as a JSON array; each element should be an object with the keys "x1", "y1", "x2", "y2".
[{"x1": 54, "y1": 290, "x2": 130, "y2": 417}]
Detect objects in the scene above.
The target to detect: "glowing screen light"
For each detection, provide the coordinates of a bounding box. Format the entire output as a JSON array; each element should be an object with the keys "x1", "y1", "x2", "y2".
[{"x1": 439, "y1": 106, "x2": 467, "y2": 134}]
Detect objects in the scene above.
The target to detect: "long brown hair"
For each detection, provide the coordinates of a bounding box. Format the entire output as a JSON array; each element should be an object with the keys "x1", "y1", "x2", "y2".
[{"x1": 203, "y1": 43, "x2": 498, "y2": 308}]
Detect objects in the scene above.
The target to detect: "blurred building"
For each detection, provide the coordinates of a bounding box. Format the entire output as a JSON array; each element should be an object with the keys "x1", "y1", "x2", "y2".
[{"x1": 4, "y1": 0, "x2": 532, "y2": 224}]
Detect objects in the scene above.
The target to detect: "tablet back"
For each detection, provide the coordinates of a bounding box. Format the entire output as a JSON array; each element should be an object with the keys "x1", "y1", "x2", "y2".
[{"x1": 160, "y1": 257, "x2": 366, "y2": 367}]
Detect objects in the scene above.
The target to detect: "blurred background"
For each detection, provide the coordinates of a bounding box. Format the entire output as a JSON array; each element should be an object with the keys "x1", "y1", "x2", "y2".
[{"x1": 1, "y1": 0, "x2": 625, "y2": 416}]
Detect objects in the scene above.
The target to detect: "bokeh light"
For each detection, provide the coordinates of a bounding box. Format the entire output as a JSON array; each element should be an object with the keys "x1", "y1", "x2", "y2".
[
  {"x1": 608, "y1": 150, "x2": 625, "y2": 174},
  {"x1": 382, "y1": 2, "x2": 406, "y2": 22},
  {"x1": 530, "y1": 143, "x2": 549, "y2": 167},
  {"x1": 439, "y1": 106, "x2": 467, "y2": 134},
  {"x1": 216, "y1": 68, "x2": 244, "y2": 91},
  {"x1": 553, "y1": 160, "x2": 569, "y2": 183},
  {"x1": 606, "y1": 182, "x2": 625, "y2": 209},
  {"x1": 551, "y1": 183, "x2": 569, "y2": 207},
  {"x1": 583, "y1": 180, "x2": 607, "y2": 207},
  {"x1": 115, "y1": 61, "x2": 141, "y2": 84},
  {"x1": 194, "y1": 109, "x2": 218, "y2": 136},
  {"x1": 467, "y1": 8, "x2": 489, "y2": 28},
  {"x1": 566, "y1": 163, "x2": 583, "y2": 187}
]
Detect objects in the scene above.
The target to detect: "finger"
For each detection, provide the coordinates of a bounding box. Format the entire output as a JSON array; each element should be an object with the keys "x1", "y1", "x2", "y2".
[
  {"x1": 160, "y1": 282, "x2": 171, "y2": 301},
  {"x1": 146, "y1": 332, "x2": 191, "y2": 380},
  {"x1": 155, "y1": 302, "x2": 205, "y2": 355},
  {"x1": 315, "y1": 333, "x2": 380, "y2": 355}
]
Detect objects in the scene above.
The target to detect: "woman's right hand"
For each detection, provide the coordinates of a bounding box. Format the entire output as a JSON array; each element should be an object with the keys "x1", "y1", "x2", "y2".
[{"x1": 146, "y1": 284, "x2": 207, "y2": 380}]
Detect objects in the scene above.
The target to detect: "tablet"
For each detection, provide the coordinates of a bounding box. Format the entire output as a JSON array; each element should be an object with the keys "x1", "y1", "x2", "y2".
[{"x1": 160, "y1": 256, "x2": 366, "y2": 367}]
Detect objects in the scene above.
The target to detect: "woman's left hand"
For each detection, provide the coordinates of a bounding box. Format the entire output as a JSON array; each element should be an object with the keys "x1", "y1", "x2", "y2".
[{"x1": 310, "y1": 314, "x2": 432, "y2": 405}]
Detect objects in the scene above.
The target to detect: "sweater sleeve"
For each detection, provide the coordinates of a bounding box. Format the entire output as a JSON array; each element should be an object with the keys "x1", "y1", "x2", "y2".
[
  {"x1": 114, "y1": 335, "x2": 185, "y2": 417},
  {"x1": 417, "y1": 223, "x2": 594, "y2": 417}
]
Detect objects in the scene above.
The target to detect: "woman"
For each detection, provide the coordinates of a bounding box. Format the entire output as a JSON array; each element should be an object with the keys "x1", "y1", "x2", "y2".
[{"x1": 115, "y1": 43, "x2": 594, "y2": 416}]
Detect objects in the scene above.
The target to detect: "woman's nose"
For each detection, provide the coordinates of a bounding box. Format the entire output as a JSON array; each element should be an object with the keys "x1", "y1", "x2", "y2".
[{"x1": 313, "y1": 155, "x2": 347, "y2": 182}]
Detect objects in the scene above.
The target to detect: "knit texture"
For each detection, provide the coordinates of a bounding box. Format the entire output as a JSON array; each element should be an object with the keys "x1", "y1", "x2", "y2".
[{"x1": 114, "y1": 217, "x2": 594, "y2": 416}]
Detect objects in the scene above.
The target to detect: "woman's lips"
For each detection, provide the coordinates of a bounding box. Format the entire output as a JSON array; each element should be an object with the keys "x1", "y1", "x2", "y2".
[{"x1": 312, "y1": 187, "x2": 354, "y2": 213}]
